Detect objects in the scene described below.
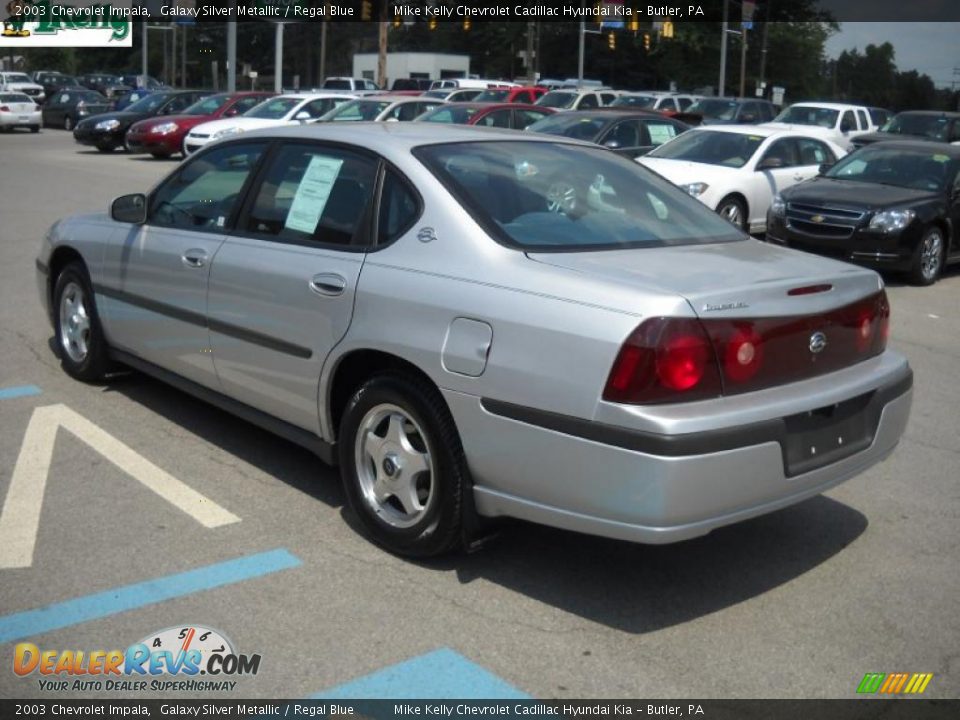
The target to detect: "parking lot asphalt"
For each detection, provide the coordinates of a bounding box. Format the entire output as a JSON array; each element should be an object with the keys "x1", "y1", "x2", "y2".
[{"x1": 1, "y1": 129, "x2": 958, "y2": 700}]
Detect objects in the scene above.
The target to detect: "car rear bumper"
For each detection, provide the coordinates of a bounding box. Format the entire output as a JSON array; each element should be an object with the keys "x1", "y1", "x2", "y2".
[
  {"x1": 446, "y1": 353, "x2": 912, "y2": 544},
  {"x1": 0, "y1": 111, "x2": 40, "y2": 127}
]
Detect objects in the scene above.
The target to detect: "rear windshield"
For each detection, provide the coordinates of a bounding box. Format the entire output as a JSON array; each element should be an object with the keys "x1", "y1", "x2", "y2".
[
  {"x1": 415, "y1": 141, "x2": 742, "y2": 251},
  {"x1": 773, "y1": 105, "x2": 839, "y2": 128},
  {"x1": 184, "y1": 94, "x2": 231, "y2": 116},
  {"x1": 611, "y1": 95, "x2": 657, "y2": 109},
  {"x1": 881, "y1": 114, "x2": 950, "y2": 141},
  {"x1": 526, "y1": 114, "x2": 606, "y2": 141},
  {"x1": 0, "y1": 93, "x2": 31, "y2": 103},
  {"x1": 687, "y1": 99, "x2": 739, "y2": 120},
  {"x1": 418, "y1": 106, "x2": 481, "y2": 124},
  {"x1": 646, "y1": 130, "x2": 764, "y2": 168},
  {"x1": 245, "y1": 97, "x2": 299, "y2": 119}
]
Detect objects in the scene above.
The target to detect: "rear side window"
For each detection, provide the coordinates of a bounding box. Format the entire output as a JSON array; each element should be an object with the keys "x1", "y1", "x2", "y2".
[
  {"x1": 578, "y1": 94, "x2": 599, "y2": 109},
  {"x1": 796, "y1": 138, "x2": 836, "y2": 165},
  {"x1": 856, "y1": 109, "x2": 869, "y2": 129},
  {"x1": 841, "y1": 110, "x2": 856, "y2": 132},
  {"x1": 243, "y1": 144, "x2": 377, "y2": 247},
  {"x1": 378, "y1": 170, "x2": 420, "y2": 245}
]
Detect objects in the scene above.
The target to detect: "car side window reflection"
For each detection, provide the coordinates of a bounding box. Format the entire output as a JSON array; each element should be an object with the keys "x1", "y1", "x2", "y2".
[
  {"x1": 244, "y1": 143, "x2": 378, "y2": 247},
  {"x1": 148, "y1": 143, "x2": 265, "y2": 232}
]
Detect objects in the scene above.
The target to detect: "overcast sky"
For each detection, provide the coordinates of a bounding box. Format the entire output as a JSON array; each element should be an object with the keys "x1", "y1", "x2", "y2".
[{"x1": 825, "y1": 22, "x2": 960, "y2": 88}]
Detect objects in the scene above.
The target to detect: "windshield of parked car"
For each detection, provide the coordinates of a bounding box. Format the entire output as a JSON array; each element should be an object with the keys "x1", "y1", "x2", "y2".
[
  {"x1": 0, "y1": 93, "x2": 31, "y2": 103},
  {"x1": 537, "y1": 91, "x2": 577, "y2": 109},
  {"x1": 322, "y1": 99, "x2": 393, "y2": 121},
  {"x1": 244, "y1": 97, "x2": 300, "y2": 119},
  {"x1": 125, "y1": 93, "x2": 170, "y2": 114},
  {"x1": 418, "y1": 106, "x2": 482, "y2": 124},
  {"x1": 184, "y1": 94, "x2": 231, "y2": 115},
  {"x1": 323, "y1": 79, "x2": 353, "y2": 90},
  {"x1": 880, "y1": 114, "x2": 950, "y2": 141},
  {"x1": 773, "y1": 105, "x2": 840, "y2": 128},
  {"x1": 687, "y1": 99, "x2": 739, "y2": 120},
  {"x1": 416, "y1": 141, "x2": 743, "y2": 251},
  {"x1": 611, "y1": 95, "x2": 657, "y2": 109},
  {"x1": 646, "y1": 130, "x2": 764, "y2": 168},
  {"x1": 526, "y1": 114, "x2": 606, "y2": 141},
  {"x1": 826, "y1": 146, "x2": 960, "y2": 191},
  {"x1": 474, "y1": 89, "x2": 509, "y2": 103}
]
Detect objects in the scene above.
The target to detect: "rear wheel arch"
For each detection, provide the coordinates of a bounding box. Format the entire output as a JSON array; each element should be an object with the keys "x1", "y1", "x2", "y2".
[{"x1": 327, "y1": 349, "x2": 445, "y2": 441}]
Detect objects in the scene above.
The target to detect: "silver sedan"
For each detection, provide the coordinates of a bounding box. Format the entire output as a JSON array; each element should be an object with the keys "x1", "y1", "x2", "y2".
[{"x1": 35, "y1": 123, "x2": 913, "y2": 557}]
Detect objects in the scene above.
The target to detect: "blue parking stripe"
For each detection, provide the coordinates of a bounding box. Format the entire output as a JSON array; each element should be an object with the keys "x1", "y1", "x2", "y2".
[
  {"x1": 312, "y1": 648, "x2": 530, "y2": 699},
  {"x1": 0, "y1": 549, "x2": 301, "y2": 644},
  {"x1": 0, "y1": 385, "x2": 42, "y2": 400}
]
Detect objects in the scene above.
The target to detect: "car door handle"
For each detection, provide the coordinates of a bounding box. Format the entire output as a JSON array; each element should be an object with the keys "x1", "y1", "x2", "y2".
[
  {"x1": 793, "y1": 174, "x2": 805, "y2": 181},
  {"x1": 181, "y1": 249, "x2": 208, "y2": 269},
  {"x1": 309, "y1": 273, "x2": 347, "y2": 296}
]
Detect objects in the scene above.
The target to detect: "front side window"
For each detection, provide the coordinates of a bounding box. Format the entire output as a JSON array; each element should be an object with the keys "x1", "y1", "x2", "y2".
[
  {"x1": 476, "y1": 109, "x2": 512, "y2": 128},
  {"x1": 419, "y1": 106, "x2": 480, "y2": 124},
  {"x1": 243, "y1": 144, "x2": 377, "y2": 247},
  {"x1": 644, "y1": 120, "x2": 681, "y2": 147},
  {"x1": 184, "y1": 94, "x2": 231, "y2": 116},
  {"x1": 759, "y1": 138, "x2": 799, "y2": 168},
  {"x1": 515, "y1": 109, "x2": 551, "y2": 129},
  {"x1": 149, "y1": 143, "x2": 265, "y2": 232},
  {"x1": 416, "y1": 141, "x2": 742, "y2": 251},
  {"x1": 324, "y1": 100, "x2": 392, "y2": 121},
  {"x1": 688, "y1": 99, "x2": 739, "y2": 121}
]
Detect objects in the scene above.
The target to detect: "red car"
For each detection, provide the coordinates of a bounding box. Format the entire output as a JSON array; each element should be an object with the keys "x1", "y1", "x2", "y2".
[
  {"x1": 125, "y1": 91, "x2": 274, "y2": 158},
  {"x1": 416, "y1": 102, "x2": 555, "y2": 130},
  {"x1": 472, "y1": 86, "x2": 547, "y2": 104}
]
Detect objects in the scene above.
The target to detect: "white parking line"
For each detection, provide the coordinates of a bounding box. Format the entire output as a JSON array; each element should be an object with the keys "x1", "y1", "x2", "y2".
[{"x1": 0, "y1": 404, "x2": 240, "y2": 569}]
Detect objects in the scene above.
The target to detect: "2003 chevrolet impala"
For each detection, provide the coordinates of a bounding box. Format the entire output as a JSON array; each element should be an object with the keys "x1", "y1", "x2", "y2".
[{"x1": 35, "y1": 123, "x2": 912, "y2": 556}]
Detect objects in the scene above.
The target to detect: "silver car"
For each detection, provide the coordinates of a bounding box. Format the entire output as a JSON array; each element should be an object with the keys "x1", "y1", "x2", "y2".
[{"x1": 35, "y1": 123, "x2": 913, "y2": 557}]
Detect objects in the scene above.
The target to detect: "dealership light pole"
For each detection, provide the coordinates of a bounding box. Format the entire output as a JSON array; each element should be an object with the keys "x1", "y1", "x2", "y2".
[
  {"x1": 141, "y1": 21, "x2": 148, "y2": 83},
  {"x1": 718, "y1": 0, "x2": 728, "y2": 96},
  {"x1": 227, "y1": 16, "x2": 237, "y2": 92},
  {"x1": 274, "y1": 22, "x2": 284, "y2": 92}
]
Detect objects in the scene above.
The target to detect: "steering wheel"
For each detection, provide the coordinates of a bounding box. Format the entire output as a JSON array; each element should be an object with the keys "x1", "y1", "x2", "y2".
[
  {"x1": 545, "y1": 177, "x2": 582, "y2": 217},
  {"x1": 153, "y1": 200, "x2": 193, "y2": 226}
]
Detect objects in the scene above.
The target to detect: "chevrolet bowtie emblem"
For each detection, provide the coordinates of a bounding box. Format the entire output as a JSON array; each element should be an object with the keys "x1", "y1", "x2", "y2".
[{"x1": 811, "y1": 214, "x2": 825, "y2": 223}]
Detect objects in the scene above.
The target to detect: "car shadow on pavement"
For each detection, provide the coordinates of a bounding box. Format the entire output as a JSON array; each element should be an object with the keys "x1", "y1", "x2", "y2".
[
  {"x1": 100, "y1": 369, "x2": 345, "y2": 509},
  {"x1": 91, "y1": 349, "x2": 868, "y2": 634},
  {"x1": 436, "y1": 494, "x2": 867, "y2": 634}
]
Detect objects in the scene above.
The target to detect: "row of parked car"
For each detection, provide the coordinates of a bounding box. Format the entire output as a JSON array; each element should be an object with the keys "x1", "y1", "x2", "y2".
[{"x1": 4, "y1": 69, "x2": 959, "y2": 285}]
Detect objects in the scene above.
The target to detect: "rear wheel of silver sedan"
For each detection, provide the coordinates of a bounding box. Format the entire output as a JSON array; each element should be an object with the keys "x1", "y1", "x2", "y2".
[
  {"x1": 339, "y1": 374, "x2": 466, "y2": 557},
  {"x1": 909, "y1": 226, "x2": 945, "y2": 286},
  {"x1": 53, "y1": 262, "x2": 110, "y2": 382}
]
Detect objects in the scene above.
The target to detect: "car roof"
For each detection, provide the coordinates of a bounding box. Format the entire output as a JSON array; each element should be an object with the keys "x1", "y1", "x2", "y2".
[
  {"x1": 439, "y1": 102, "x2": 548, "y2": 111},
  {"x1": 237, "y1": 121, "x2": 588, "y2": 151},
  {"x1": 867, "y1": 140, "x2": 960, "y2": 156},
  {"x1": 690, "y1": 124, "x2": 788, "y2": 137},
  {"x1": 896, "y1": 110, "x2": 960, "y2": 118},
  {"x1": 787, "y1": 101, "x2": 864, "y2": 109}
]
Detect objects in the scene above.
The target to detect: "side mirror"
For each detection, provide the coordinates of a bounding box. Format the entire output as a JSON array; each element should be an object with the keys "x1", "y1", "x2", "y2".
[
  {"x1": 224, "y1": 107, "x2": 239, "y2": 117},
  {"x1": 294, "y1": 110, "x2": 310, "y2": 121},
  {"x1": 757, "y1": 156, "x2": 785, "y2": 170},
  {"x1": 111, "y1": 193, "x2": 146, "y2": 224},
  {"x1": 818, "y1": 162, "x2": 834, "y2": 175},
  {"x1": 602, "y1": 138, "x2": 621, "y2": 149}
]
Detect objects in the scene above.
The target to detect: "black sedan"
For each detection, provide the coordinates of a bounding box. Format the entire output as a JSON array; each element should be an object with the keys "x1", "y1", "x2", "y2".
[
  {"x1": 73, "y1": 90, "x2": 211, "y2": 152},
  {"x1": 41, "y1": 88, "x2": 110, "y2": 130},
  {"x1": 851, "y1": 111, "x2": 960, "y2": 150},
  {"x1": 766, "y1": 141, "x2": 960, "y2": 285},
  {"x1": 525, "y1": 109, "x2": 689, "y2": 158}
]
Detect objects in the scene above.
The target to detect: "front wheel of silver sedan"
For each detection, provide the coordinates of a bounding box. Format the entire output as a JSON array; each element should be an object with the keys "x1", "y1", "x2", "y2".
[
  {"x1": 53, "y1": 262, "x2": 110, "y2": 382},
  {"x1": 909, "y1": 226, "x2": 945, "y2": 286},
  {"x1": 338, "y1": 373, "x2": 467, "y2": 557}
]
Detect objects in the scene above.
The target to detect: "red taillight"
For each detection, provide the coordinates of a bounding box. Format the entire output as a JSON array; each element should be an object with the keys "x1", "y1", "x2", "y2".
[
  {"x1": 604, "y1": 291, "x2": 889, "y2": 405},
  {"x1": 0, "y1": 106, "x2": 9, "y2": 112},
  {"x1": 603, "y1": 318, "x2": 722, "y2": 404}
]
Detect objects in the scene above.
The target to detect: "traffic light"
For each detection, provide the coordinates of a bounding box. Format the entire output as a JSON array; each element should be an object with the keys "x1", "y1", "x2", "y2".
[
  {"x1": 361, "y1": 0, "x2": 371, "y2": 21},
  {"x1": 662, "y1": 21, "x2": 674, "y2": 38},
  {"x1": 463, "y1": 18, "x2": 471, "y2": 31},
  {"x1": 428, "y1": 17, "x2": 437, "y2": 30},
  {"x1": 643, "y1": 33, "x2": 651, "y2": 51},
  {"x1": 608, "y1": 31, "x2": 615, "y2": 50}
]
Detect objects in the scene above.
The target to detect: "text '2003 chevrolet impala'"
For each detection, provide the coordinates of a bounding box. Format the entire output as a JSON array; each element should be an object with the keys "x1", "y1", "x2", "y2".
[{"x1": 35, "y1": 123, "x2": 913, "y2": 557}]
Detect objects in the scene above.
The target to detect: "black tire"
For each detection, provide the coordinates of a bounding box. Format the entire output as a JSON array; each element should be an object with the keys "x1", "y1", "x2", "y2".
[
  {"x1": 30, "y1": 125, "x2": 40, "y2": 134},
  {"x1": 63, "y1": 115, "x2": 73, "y2": 131},
  {"x1": 96, "y1": 143, "x2": 115, "y2": 153},
  {"x1": 909, "y1": 226, "x2": 946, "y2": 286},
  {"x1": 338, "y1": 373, "x2": 466, "y2": 557},
  {"x1": 151, "y1": 151, "x2": 171, "y2": 159},
  {"x1": 716, "y1": 194, "x2": 748, "y2": 232},
  {"x1": 52, "y1": 262, "x2": 110, "y2": 382}
]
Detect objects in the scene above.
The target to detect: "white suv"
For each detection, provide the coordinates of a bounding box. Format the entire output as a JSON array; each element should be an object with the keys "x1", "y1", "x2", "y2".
[
  {"x1": 322, "y1": 77, "x2": 380, "y2": 92},
  {"x1": 0, "y1": 71, "x2": 45, "y2": 104},
  {"x1": 763, "y1": 102, "x2": 878, "y2": 150},
  {"x1": 535, "y1": 88, "x2": 621, "y2": 111},
  {"x1": 612, "y1": 92, "x2": 698, "y2": 112}
]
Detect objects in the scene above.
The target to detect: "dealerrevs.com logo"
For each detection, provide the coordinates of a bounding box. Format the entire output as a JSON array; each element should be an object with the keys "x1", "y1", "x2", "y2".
[
  {"x1": 1, "y1": 0, "x2": 137, "y2": 47},
  {"x1": 13, "y1": 625, "x2": 262, "y2": 692}
]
